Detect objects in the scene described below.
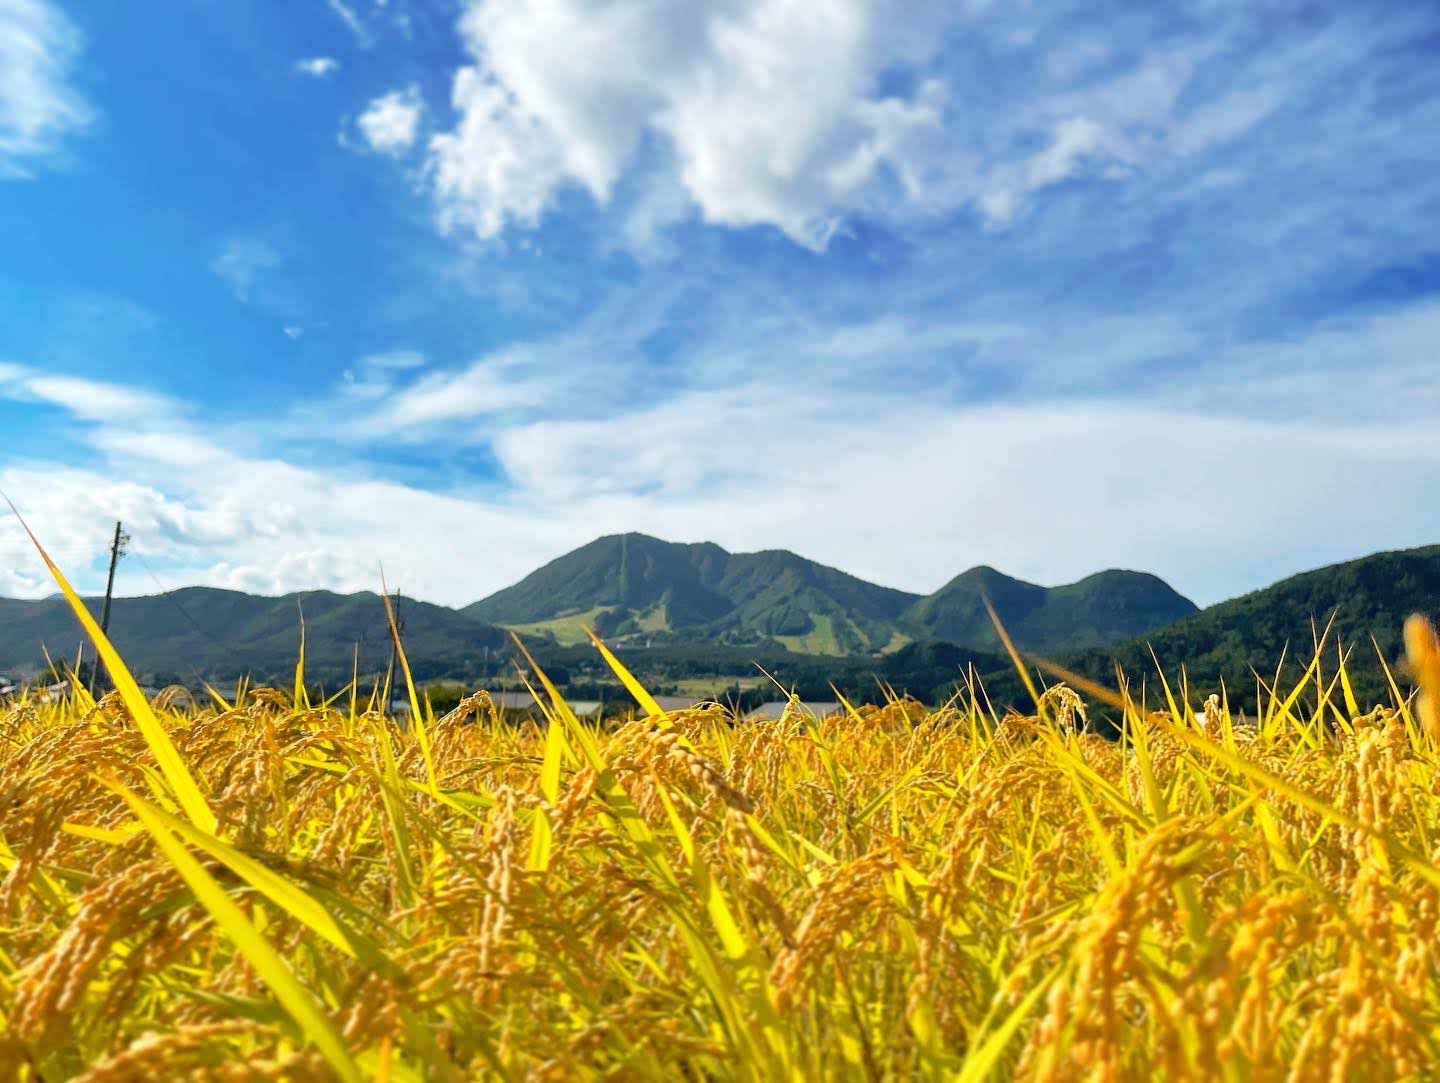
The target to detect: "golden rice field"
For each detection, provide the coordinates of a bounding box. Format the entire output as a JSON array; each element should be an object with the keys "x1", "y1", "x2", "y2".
[{"x1": 3, "y1": 531, "x2": 1440, "y2": 1080}]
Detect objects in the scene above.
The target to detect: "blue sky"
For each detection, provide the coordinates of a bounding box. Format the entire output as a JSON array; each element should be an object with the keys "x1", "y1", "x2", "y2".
[{"x1": 2, "y1": 0, "x2": 1439, "y2": 608}]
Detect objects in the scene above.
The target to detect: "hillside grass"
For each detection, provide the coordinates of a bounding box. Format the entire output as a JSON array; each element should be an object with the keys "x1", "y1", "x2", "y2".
[
  {"x1": 3, "y1": 526, "x2": 1440, "y2": 1080},
  {"x1": 503, "y1": 605, "x2": 617, "y2": 647},
  {"x1": 774, "y1": 612, "x2": 844, "y2": 655}
]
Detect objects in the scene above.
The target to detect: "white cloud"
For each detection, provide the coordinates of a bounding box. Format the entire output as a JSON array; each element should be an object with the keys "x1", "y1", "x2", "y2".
[
  {"x1": 429, "y1": 70, "x2": 570, "y2": 237},
  {"x1": 8, "y1": 373, "x2": 1439, "y2": 613},
  {"x1": 294, "y1": 56, "x2": 340, "y2": 78},
  {"x1": 207, "y1": 548, "x2": 386, "y2": 596},
  {"x1": 977, "y1": 115, "x2": 1134, "y2": 227},
  {"x1": 427, "y1": 0, "x2": 953, "y2": 248},
  {"x1": 0, "y1": 362, "x2": 175, "y2": 421},
  {"x1": 5, "y1": 296, "x2": 1440, "y2": 611},
  {"x1": 346, "y1": 346, "x2": 556, "y2": 435},
  {"x1": 412, "y1": 1, "x2": 1405, "y2": 247},
  {"x1": 1026, "y1": 116, "x2": 1126, "y2": 189},
  {"x1": 338, "y1": 348, "x2": 426, "y2": 401},
  {"x1": 357, "y1": 85, "x2": 423, "y2": 156},
  {"x1": 484, "y1": 387, "x2": 1440, "y2": 608},
  {"x1": 0, "y1": 0, "x2": 91, "y2": 178},
  {"x1": 211, "y1": 236, "x2": 282, "y2": 301},
  {"x1": 325, "y1": 0, "x2": 373, "y2": 47},
  {"x1": 1169, "y1": 86, "x2": 1282, "y2": 157}
]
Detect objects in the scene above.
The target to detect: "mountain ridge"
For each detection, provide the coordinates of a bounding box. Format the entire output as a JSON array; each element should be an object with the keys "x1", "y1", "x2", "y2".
[
  {"x1": 6, "y1": 537, "x2": 1431, "y2": 712},
  {"x1": 0, "y1": 587, "x2": 507, "y2": 685},
  {"x1": 1062, "y1": 543, "x2": 1440, "y2": 707},
  {"x1": 465, "y1": 532, "x2": 1197, "y2": 655}
]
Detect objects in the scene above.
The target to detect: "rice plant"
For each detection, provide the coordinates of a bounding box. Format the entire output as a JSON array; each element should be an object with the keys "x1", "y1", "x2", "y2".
[{"x1": 3, "y1": 524, "x2": 1440, "y2": 1080}]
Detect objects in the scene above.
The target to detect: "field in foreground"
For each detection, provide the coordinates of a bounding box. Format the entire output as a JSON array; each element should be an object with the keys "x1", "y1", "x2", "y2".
[{"x1": 3, "y1": 610, "x2": 1440, "y2": 1082}]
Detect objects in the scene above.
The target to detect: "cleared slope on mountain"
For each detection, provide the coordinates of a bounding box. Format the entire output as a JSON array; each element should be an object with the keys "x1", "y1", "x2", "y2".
[
  {"x1": 705, "y1": 548, "x2": 918, "y2": 652},
  {"x1": 0, "y1": 588, "x2": 507, "y2": 685}
]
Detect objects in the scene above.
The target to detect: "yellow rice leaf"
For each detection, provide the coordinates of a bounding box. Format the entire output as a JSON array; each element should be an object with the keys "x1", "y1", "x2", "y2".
[
  {"x1": 956, "y1": 959, "x2": 1065, "y2": 1083},
  {"x1": 105, "y1": 778, "x2": 362, "y2": 1083},
  {"x1": 526, "y1": 810, "x2": 553, "y2": 872},
  {"x1": 293, "y1": 603, "x2": 308, "y2": 710},
  {"x1": 584, "y1": 626, "x2": 668, "y2": 725},
  {"x1": 652, "y1": 773, "x2": 696, "y2": 865},
  {"x1": 61, "y1": 822, "x2": 140, "y2": 845},
  {"x1": 1337, "y1": 643, "x2": 1361, "y2": 719},
  {"x1": 382, "y1": 586, "x2": 438, "y2": 798},
  {"x1": 6, "y1": 500, "x2": 216, "y2": 832},
  {"x1": 984, "y1": 595, "x2": 1043, "y2": 711},
  {"x1": 540, "y1": 709, "x2": 568, "y2": 805},
  {"x1": 112, "y1": 790, "x2": 394, "y2": 972}
]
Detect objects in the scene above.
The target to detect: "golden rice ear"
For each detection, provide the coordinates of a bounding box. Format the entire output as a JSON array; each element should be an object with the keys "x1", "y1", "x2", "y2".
[{"x1": 1404, "y1": 614, "x2": 1440, "y2": 743}]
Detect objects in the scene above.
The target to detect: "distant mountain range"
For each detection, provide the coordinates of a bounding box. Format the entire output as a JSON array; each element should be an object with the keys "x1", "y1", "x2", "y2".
[
  {"x1": 1062, "y1": 544, "x2": 1440, "y2": 707},
  {"x1": 465, "y1": 533, "x2": 1198, "y2": 655},
  {"x1": 0, "y1": 535, "x2": 1435, "y2": 712},
  {"x1": 0, "y1": 590, "x2": 506, "y2": 686}
]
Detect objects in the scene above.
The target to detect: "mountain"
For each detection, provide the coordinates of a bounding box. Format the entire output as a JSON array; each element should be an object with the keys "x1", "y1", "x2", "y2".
[
  {"x1": 0, "y1": 588, "x2": 508, "y2": 686},
  {"x1": 466, "y1": 533, "x2": 1197, "y2": 656},
  {"x1": 466, "y1": 533, "x2": 918, "y2": 654},
  {"x1": 1065, "y1": 545, "x2": 1440, "y2": 708},
  {"x1": 903, "y1": 566, "x2": 1199, "y2": 654},
  {"x1": 1, "y1": 542, "x2": 1433, "y2": 710},
  {"x1": 873, "y1": 640, "x2": 1012, "y2": 704}
]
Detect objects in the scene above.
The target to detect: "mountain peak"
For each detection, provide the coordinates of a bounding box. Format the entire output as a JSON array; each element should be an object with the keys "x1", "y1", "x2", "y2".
[
  {"x1": 905, "y1": 564, "x2": 1197, "y2": 653},
  {"x1": 948, "y1": 564, "x2": 1025, "y2": 587},
  {"x1": 463, "y1": 534, "x2": 1193, "y2": 656}
]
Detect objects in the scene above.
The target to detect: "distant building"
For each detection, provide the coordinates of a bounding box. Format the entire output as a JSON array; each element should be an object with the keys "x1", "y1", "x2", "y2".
[
  {"x1": 744, "y1": 700, "x2": 842, "y2": 722},
  {"x1": 389, "y1": 692, "x2": 605, "y2": 720},
  {"x1": 32, "y1": 679, "x2": 70, "y2": 704},
  {"x1": 652, "y1": 696, "x2": 709, "y2": 712},
  {"x1": 489, "y1": 691, "x2": 604, "y2": 719}
]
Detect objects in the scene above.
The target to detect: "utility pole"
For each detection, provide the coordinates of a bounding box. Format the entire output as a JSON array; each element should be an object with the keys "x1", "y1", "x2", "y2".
[
  {"x1": 100, "y1": 521, "x2": 130, "y2": 636},
  {"x1": 89, "y1": 521, "x2": 129, "y2": 694},
  {"x1": 385, "y1": 591, "x2": 404, "y2": 709}
]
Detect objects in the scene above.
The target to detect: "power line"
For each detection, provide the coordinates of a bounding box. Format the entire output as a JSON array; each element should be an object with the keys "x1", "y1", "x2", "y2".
[{"x1": 133, "y1": 554, "x2": 227, "y2": 646}]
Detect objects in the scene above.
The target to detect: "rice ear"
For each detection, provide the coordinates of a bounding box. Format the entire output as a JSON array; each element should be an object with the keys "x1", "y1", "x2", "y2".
[{"x1": 1405, "y1": 614, "x2": 1440, "y2": 742}]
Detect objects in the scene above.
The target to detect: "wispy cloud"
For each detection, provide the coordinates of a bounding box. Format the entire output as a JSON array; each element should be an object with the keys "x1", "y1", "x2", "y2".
[
  {"x1": 294, "y1": 56, "x2": 340, "y2": 78},
  {"x1": 319, "y1": 344, "x2": 571, "y2": 440},
  {"x1": 324, "y1": 0, "x2": 373, "y2": 48},
  {"x1": 210, "y1": 236, "x2": 282, "y2": 302},
  {"x1": 338, "y1": 348, "x2": 426, "y2": 401},
  {"x1": 0, "y1": 0, "x2": 92, "y2": 178},
  {"x1": 0, "y1": 361, "x2": 175, "y2": 421},
  {"x1": 5, "y1": 347, "x2": 1440, "y2": 609}
]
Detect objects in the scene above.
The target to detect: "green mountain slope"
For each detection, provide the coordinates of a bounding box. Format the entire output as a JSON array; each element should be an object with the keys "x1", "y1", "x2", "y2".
[
  {"x1": 466, "y1": 533, "x2": 920, "y2": 653},
  {"x1": 707, "y1": 548, "x2": 917, "y2": 652},
  {"x1": 873, "y1": 640, "x2": 1012, "y2": 704},
  {"x1": 904, "y1": 565, "x2": 1200, "y2": 654},
  {"x1": 2, "y1": 543, "x2": 1432, "y2": 711},
  {"x1": 0, "y1": 588, "x2": 508, "y2": 686},
  {"x1": 466, "y1": 534, "x2": 734, "y2": 633},
  {"x1": 1064, "y1": 545, "x2": 1440, "y2": 708},
  {"x1": 468, "y1": 533, "x2": 1198, "y2": 656}
]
